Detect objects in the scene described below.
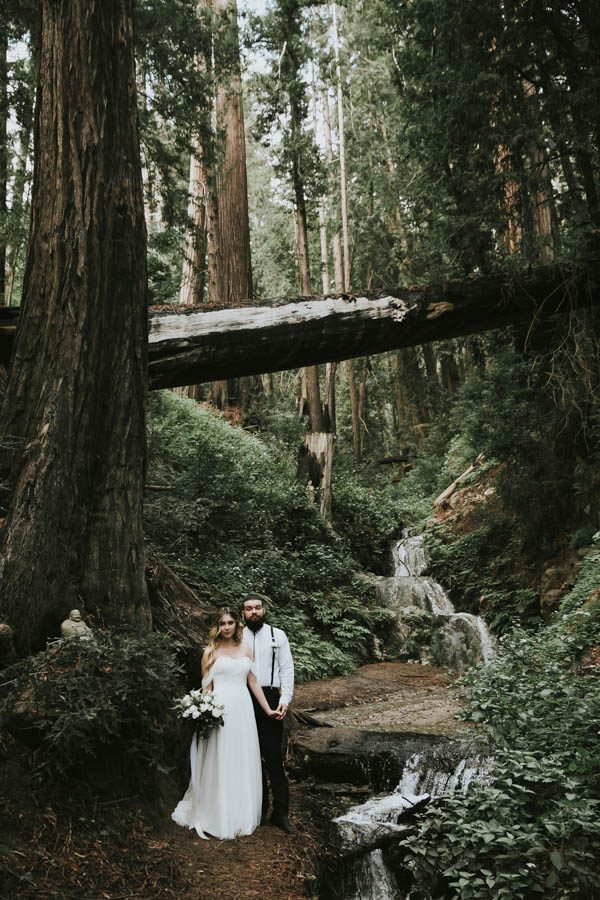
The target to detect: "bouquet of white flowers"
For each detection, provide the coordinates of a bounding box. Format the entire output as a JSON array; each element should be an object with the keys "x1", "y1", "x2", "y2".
[{"x1": 175, "y1": 689, "x2": 225, "y2": 739}]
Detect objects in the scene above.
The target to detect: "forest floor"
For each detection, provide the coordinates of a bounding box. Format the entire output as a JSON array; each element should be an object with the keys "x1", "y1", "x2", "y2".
[{"x1": 0, "y1": 662, "x2": 459, "y2": 900}]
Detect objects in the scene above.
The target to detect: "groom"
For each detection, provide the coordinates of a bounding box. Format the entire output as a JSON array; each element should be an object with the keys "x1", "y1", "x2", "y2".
[{"x1": 242, "y1": 594, "x2": 295, "y2": 834}]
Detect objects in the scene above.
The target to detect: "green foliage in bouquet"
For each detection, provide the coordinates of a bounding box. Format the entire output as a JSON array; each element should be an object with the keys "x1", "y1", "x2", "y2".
[{"x1": 174, "y1": 689, "x2": 225, "y2": 740}]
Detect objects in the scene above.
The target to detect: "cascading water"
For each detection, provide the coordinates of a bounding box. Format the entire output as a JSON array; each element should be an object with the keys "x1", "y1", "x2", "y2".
[
  {"x1": 376, "y1": 532, "x2": 495, "y2": 669},
  {"x1": 348, "y1": 849, "x2": 399, "y2": 900},
  {"x1": 334, "y1": 749, "x2": 489, "y2": 850},
  {"x1": 332, "y1": 750, "x2": 492, "y2": 899}
]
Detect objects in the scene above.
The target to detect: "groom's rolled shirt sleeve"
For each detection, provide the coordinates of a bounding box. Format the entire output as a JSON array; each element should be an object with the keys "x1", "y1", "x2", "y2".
[{"x1": 278, "y1": 632, "x2": 294, "y2": 707}]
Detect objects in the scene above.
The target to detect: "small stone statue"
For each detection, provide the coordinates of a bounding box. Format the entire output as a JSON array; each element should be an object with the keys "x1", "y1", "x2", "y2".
[{"x1": 61, "y1": 609, "x2": 92, "y2": 640}]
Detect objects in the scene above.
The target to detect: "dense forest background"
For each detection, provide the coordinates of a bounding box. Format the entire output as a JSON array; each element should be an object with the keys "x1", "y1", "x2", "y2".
[{"x1": 1, "y1": 0, "x2": 600, "y2": 897}]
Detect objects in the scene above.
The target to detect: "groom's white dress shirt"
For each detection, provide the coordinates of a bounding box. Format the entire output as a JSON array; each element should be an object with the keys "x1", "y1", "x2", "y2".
[{"x1": 243, "y1": 624, "x2": 294, "y2": 707}]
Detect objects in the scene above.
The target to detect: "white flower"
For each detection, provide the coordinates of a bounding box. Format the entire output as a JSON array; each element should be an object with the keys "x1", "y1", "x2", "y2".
[
  {"x1": 181, "y1": 695, "x2": 193, "y2": 707},
  {"x1": 200, "y1": 702, "x2": 209, "y2": 712},
  {"x1": 211, "y1": 708, "x2": 222, "y2": 718},
  {"x1": 191, "y1": 708, "x2": 201, "y2": 719}
]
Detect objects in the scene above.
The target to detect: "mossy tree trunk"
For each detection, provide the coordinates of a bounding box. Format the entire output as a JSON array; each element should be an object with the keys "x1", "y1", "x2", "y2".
[{"x1": 0, "y1": 0, "x2": 151, "y2": 654}]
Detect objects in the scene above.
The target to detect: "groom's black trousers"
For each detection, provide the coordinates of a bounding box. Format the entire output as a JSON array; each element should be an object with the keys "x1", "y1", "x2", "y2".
[{"x1": 251, "y1": 687, "x2": 289, "y2": 817}]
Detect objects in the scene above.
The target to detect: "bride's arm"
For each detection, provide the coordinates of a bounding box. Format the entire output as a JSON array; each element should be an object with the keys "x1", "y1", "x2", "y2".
[
  {"x1": 246, "y1": 650, "x2": 278, "y2": 717},
  {"x1": 201, "y1": 648, "x2": 213, "y2": 692}
]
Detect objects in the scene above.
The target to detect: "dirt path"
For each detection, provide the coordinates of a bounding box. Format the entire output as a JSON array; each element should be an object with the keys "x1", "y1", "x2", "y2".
[{"x1": 295, "y1": 661, "x2": 462, "y2": 736}]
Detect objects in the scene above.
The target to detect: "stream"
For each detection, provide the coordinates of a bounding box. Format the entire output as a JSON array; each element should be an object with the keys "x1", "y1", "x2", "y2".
[{"x1": 321, "y1": 534, "x2": 494, "y2": 899}]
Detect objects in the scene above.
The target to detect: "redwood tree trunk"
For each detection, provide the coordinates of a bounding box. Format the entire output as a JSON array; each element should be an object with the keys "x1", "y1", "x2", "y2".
[
  {"x1": 0, "y1": 29, "x2": 7, "y2": 306},
  {"x1": 179, "y1": 141, "x2": 207, "y2": 309},
  {"x1": 0, "y1": 0, "x2": 150, "y2": 653},
  {"x1": 211, "y1": 0, "x2": 256, "y2": 411},
  {"x1": 214, "y1": 0, "x2": 252, "y2": 307}
]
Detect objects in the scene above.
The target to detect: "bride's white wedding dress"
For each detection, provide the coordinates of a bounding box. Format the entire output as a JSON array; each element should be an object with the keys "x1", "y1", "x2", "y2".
[{"x1": 171, "y1": 656, "x2": 262, "y2": 839}]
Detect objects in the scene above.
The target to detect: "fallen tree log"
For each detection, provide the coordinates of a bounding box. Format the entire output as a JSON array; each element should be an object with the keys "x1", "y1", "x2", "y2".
[
  {"x1": 0, "y1": 263, "x2": 598, "y2": 389},
  {"x1": 434, "y1": 453, "x2": 486, "y2": 508}
]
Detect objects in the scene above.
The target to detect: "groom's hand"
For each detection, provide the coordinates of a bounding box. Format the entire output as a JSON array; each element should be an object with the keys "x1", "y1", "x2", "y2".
[{"x1": 275, "y1": 703, "x2": 288, "y2": 719}]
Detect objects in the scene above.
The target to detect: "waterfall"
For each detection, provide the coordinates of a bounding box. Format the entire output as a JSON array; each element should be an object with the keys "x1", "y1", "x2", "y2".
[
  {"x1": 334, "y1": 751, "x2": 488, "y2": 849},
  {"x1": 377, "y1": 532, "x2": 494, "y2": 669},
  {"x1": 333, "y1": 750, "x2": 492, "y2": 898},
  {"x1": 348, "y1": 849, "x2": 399, "y2": 900}
]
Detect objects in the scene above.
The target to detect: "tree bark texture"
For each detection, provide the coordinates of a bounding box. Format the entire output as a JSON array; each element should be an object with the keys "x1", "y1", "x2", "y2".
[
  {"x1": 212, "y1": 0, "x2": 257, "y2": 410},
  {"x1": 214, "y1": 0, "x2": 252, "y2": 306},
  {"x1": 179, "y1": 141, "x2": 207, "y2": 308},
  {"x1": 0, "y1": 29, "x2": 7, "y2": 306},
  {"x1": 0, "y1": 0, "x2": 150, "y2": 653},
  {"x1": 5, "y1": 102, "x2": 33, "y2": 307}
]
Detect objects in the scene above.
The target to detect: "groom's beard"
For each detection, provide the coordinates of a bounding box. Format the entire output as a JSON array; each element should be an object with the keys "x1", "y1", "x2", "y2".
[{"x1": 245, "y1": 618, "x2": 264, "y2": 633}]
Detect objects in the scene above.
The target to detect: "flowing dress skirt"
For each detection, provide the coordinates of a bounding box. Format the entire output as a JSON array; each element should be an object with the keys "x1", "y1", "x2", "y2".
[{"x1": 172, "y1": 656, "x2": 262, "y2": 839}]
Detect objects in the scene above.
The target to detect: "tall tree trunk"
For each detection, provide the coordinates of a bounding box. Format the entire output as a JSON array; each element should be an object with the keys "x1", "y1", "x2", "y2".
[
  {"x1": 0, "y1": 0, "x2": 150, "y2": 653},
  {"x1": 179, "y1": 139, "x2": 207, "y2": 309},
  {"x1": 284, "y1": 10, "x2": 333, "y2": 517},
  {"x1": 331, "y1": 3, "x2": 350, "y2": 289},
  {"x1": 210, "y1": 0, "x2": 257, "y2": 413},
  {"x1": 321, "y1": 87, "x2": 343, "y2": 293},
  {"x1": 214, "y1": 0, "x2": 252, "y2": 307},
  {"x1": 177, "y1": 0, "x2": 212, "y2": 402},
  {"x1": 312, "y1": 77, "x2": 336, "y2": 433},
  {"x1": 176, "y1": 141, "x2": 207, "y2": 402},
  {"x1": 521, "y1": 79, "x2": 559, "y2": 260},
  {"x1": 5, "y1": 90, "x2": 33, "y2": 307},
  {"x1": 311, "y1": 73, "x2": 330, "y2": 296},
  {"x1": 496, "y1": 146, "x2": 523, "y2": 255},
  {"x1": 332, "y1": 3, "x2": 362, "y2": 462},
  {"x1": 0, "y1": 29, "x2": 7, "y2": 306}
]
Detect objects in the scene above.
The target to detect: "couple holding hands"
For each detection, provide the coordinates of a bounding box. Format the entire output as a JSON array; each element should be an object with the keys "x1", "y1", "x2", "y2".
[{"x1": 172, "y1": 595, "x2": 295, "y2": 840}]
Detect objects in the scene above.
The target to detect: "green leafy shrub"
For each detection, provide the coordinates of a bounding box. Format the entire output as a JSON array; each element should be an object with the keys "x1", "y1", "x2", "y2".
[
  {"x1": 0, "y1": 631, "x2": 182, "y2": 785},
  {"x1": 402, "y1": 751, "x2": 600, "y2": 899},
  {"x1": 331, "y1": 473, "x2": 404, "y2": 573}
]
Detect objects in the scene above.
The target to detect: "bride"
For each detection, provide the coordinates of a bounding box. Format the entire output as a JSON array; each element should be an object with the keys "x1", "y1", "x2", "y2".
[{"x1": 172, "y1": 607, "x2": 278, "y2": 840}]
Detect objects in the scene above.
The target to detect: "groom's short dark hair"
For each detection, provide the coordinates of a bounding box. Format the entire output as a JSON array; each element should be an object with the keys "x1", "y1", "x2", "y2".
[{"x1": 242, "y1": 593, "x2": 270, "y2": 608}]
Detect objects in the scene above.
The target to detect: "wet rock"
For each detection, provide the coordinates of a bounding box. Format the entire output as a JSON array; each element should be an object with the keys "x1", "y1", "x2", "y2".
[
  {"x1": 432, "y1": 614, "x2": 493, "y2": 669},
  {"x1": 291, "y1": 726, "x2": 452, "y2": 791},
  {"x1": 540, "y1": 588, "x2": 565, "y2": 617}
]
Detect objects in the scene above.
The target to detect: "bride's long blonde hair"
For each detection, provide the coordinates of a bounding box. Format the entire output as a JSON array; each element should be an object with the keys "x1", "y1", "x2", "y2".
[{"x1": 205, "y1": 607, "x2": 243, "y2": 671}]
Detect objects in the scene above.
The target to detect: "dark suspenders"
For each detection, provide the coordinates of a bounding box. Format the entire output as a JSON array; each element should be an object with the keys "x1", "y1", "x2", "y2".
[
  {"x1": 270, "y1": 625, "x2": 276, "y2": 687},
  {"x1": 252, "y1": 626, "x2": 277, "y2": 689}
]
